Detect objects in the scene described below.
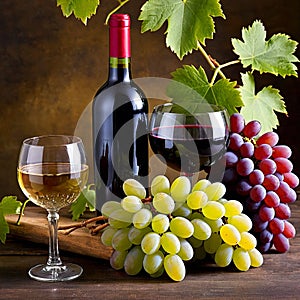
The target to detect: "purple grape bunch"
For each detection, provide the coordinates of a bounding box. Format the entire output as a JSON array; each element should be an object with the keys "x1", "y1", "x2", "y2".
[{"x1": 223, "y1": 113, "x2": 299, "y2": 253}]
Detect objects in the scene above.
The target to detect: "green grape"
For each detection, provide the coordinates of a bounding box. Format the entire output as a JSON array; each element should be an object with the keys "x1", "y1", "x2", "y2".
[
  {"x1": 238, "y1": 232, "x2": 257, "y2": 250},
  {"x1": 220, "y1": 224, "x2": 241, "y2": 245},
  {"x1": 100, "y1": 226, "x2": 118, "y2": 247},
  {"x1": 152, "y1": 214, "x2": 170, "y2": 234},
  {"x1": 186, "y1": 190, "x2": 208, "y2": 210},
  {"x1": 189, "y1": 211, "x2": 203, "y2": 220},
  {"x1": 132, "y1": 208, "x2": 152, "y2": 229},
  {"x1": 191, "y1": 218, "x2": 212, "y2": 240},
  {"x1": 204, "y1": 182, "x2": 226, "y2": 201},
  {"x1": 204, "y1": 232, "x2": 222, "y2": 254},
  {"x1": 112, "y1": 227, "x2": 132, "y2": 251},
  {"x1": 218, "y1": 198, "x2": 228, "y2": 205},
  {"x1": 151, "y1": 175, "x2": 170, "y2": 195},
  {"x1": 161, "y1": 232, "x2": 181, "y2": 254},
  {"x1": 101, "y1": 201, "x2": 121, "y2": 217},
  {"x1": 192, "y1": 179, "x2": 211, "y2": 192},
  {"x1": 143, "y1": 251, "x2": 164, "y2": 274},
  {"x1": 178, "y1": 238, "x2": 194, "y2": 261},
  {"x1": 248, "y1": 248, "x2": 264, "y2": 267},
  {"x1": 128, "y1": 226, "x2": 151, "y2": 245},
  {"x1": 141, "y1": 232, "x2": 161, "y2": 255},
  {"x1": 164, "y1": 254, "x2": 186, "y2": 282},
  {"x1": 194, "y1": 245, "x2": 207, "y2": 261},
  {"x1": 124, "y1": 246, "x2": 145, "y2": 276},
  {"x1": 150, "y1": 266, "x2": 164, "y2": 278},
  {"x1": 232, "y1": 247, "x2": 251, "y2": 271},
  {"x1": 110, "y1": 250, "x2": 128, "y2": 270},
  {"x1": 108, "y1": 208, "x2": 133, "y2": 228},
  {"x1": 172, "y1": 203, "x2": 192, "y2": 218},
  {"x1": 153, "y1": 192, "x2": 175, "y2": 214},
  {"x1": 223, "y1": 200, "x2": 243, "y2": 217},
  {"x1": 203, "y1": 217, "x2": 224, "y2": 233},
  {"x1": 227, "y1": 213, "x2": 252, "y2": 232},
  {"x1": 188, "y1": 236, "x2": 203, "y2": 248},
  {"x1": 214, "y1": 243, "x2": 234, "y2": 267},
  {"x1": 202, "y1": 201, "x2": 225, "y2": 220},
  {"x1": 169, "y1": 216, "x2": 194, "y2": 239},
  {"x1": 121, "y1": 195, "x2": 143, "y2": 213},
  {"x1": 170, "y1": 176, "x2": 191, "y2": 202},
  {"x1": 123, "y1": 178, "x2": 146, "y2": 199}
]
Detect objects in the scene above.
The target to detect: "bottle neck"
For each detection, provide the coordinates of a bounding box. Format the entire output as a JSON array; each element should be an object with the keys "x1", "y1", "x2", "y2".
[
  {"x1": 108, "y1": 15, "x2": 131, "y2": 83},
  {"x1": 108, "y1": 57, "x2": 131, "y2": 82}
]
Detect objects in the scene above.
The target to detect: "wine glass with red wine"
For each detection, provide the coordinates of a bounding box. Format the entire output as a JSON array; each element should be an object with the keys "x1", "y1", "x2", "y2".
[
  {"x1": 17, "y1": 135, "x2": 88, "y2": 282},
  {"x1": 149, "y1": 102, "x2": 229, "y2": 178}
]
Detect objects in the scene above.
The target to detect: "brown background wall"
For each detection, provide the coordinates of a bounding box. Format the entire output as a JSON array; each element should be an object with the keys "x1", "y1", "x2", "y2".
[{"x1": 0, "y1": 0, "x2": 299, "y2": 199}]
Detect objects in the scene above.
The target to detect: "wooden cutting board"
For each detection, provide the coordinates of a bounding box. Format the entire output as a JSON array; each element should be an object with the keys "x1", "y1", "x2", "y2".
[{"x1": 5, "y1": 207, "x2": 113, "y2": 260}]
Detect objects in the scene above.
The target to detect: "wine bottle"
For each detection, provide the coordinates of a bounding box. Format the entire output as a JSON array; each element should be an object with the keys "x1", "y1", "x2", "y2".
[{"x1": 92, "y1": 14, "x2": 148, "y2": 213}]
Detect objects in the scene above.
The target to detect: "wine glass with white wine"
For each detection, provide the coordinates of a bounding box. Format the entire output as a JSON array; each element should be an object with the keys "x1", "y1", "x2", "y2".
[{"x1": 17, "y1": 135, "x2": 88, "y2": 282}]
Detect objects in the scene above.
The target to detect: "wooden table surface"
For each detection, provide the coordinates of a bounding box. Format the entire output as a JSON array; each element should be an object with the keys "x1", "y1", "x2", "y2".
[{"x1": 1, "y1": 200, "x2": 300, "y2": 300}]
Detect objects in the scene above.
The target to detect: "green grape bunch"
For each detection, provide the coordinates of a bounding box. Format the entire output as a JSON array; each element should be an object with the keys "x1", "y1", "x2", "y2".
[{"x1": 100, "y1": 175, "x2": 263, "y2": 282}]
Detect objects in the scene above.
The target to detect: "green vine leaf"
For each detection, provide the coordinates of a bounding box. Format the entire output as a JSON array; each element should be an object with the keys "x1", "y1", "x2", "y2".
[
  {"x1": 239, "y1": 72, "x2": 287, "y2": 133},
  {"x1": 57, "y1": 0, "x2": 100, "y2": 25},
  {"x1": 139, "y1": 0, "x2": 225, "y2": 59},
  {"x1": 232, "y1": 20, "x2": 299, "y2": 77},
  {"x1": 170, "y1": 65, "x2": 243, "y2": 115},
  {"x1": 0, "y1": 196, "x2": 22, "y2": 244},
  {"x1": 70, "y1": 185, "x2": 95, "y2": 221}
]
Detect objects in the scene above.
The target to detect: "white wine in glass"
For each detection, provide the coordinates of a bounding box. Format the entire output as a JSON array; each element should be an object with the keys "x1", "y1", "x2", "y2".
[{"x1": 17, "y1": 135, "x2": 88, "y2": 282}]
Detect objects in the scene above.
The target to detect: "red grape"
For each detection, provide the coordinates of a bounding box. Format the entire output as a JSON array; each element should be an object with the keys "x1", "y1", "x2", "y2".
[
  {"x1": 230, "y1": 113, "x2": 245, "y2": 133},
  {"x1": 264, "y1": 191, "x2": 280, "y2": 208},
  {"x1": 240, "y1": 142, "x2": 255, "y2": 158},
  {"x1": 281, "y1": 188, "x2": 297, "y2": 204},
  {"x1": 257, "y1": 131, "x2": 279, "y2": 147},
  {"x1": 229, "y1": 133, "x2": 244, "y2": 151},
  {"x1": 250, "y1": 185, "x2": 266, "y2": 203},
  {"x1": 283, "y1": 221, "x2": 296, "y2": 239},
  {"x1": 259, "y1": 205, "x2": 275, "y2": 222},
  {"x1": 274, "y1": 203, "x2": 291, "y2": 220},
  {"x1": 254, "y1": 144, "x2": 272, "y2": 160},
  {"x1": 225, "y1": 151, "x2": 238, "y2": 167},
  {"x1": 243, "y1": 120, "x2": 261, "y2": 138},
  {"x1": 262, "y1": 174, "x2": 280, "y2": 191},
  {"x1": 236, "y1": 179, "x2": 252, "y2": 196},
  {"x1": 273, "y1": 233, "x2": 290, "y2": 253},
  {"x1": 259, "y1": 159, "x2": 277, "y2": 175},
  {"x1": 283, "y1": 172, "x2": 299, "y2": 188},
  {"x1": 274, "y1": 157, "x2": 293, "y2": 174},
  {"x1": 272, "y1": 145, "x2": 292, "y2": 159},
  {"x1": 249, "y1": 169, "x2": 265, "y2": 185},
  {"x1": 236, "y1": 158, "x2": 254, "y2": 176},
  {"x1": 269, "y1": 218, "x2": 284, "y2": 235}
]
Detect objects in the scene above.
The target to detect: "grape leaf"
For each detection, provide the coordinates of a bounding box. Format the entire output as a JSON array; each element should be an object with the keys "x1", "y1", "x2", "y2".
[
  {"x1": 139, "y1": 0, "x2": 225, "y2": 59},
  {"x1": 57, "y1": 0, "x2": 100, "y2": 25},
  {"x1": 170, "y1": 65, "x2": 243, "y2": 115},
  {"x1": 232, "y1": 20, "x2": 299, "y2": 77},
  {"x1": 70, "y1": 185, "x2": 95, "y2": 221},
  {"x1": 0, "y1": 196, "x2": 22, "y2": 244},
  {"x1": 239, "y1": 72, "x2": 287, "y2": 133}
]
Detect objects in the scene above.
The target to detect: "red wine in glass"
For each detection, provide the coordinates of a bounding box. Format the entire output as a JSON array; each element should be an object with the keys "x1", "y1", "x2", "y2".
[{"x1": 149, "y1": 103, "x2": 229, "y2": 176}]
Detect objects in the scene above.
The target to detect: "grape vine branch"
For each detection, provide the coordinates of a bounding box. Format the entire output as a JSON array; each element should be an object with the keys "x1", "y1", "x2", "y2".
[{"x1": 56, "y1": 0, "x2": 299, "y2": 134}]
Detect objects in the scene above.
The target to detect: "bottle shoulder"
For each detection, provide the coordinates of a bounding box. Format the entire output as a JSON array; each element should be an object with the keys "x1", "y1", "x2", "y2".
[{"x1": 93, "y1": 80, "x2": 148, "y2": 108}]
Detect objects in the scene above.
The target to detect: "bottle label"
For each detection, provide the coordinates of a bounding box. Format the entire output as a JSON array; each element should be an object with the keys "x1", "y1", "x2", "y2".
[{"x1": 109, "y1": 57, "x2": 130, "y2": 69}]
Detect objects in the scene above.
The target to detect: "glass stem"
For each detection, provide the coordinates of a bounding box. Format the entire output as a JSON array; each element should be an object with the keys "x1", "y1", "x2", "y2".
[{"x1": 47, "y1": 210, "x2": 63, "y2": 267}]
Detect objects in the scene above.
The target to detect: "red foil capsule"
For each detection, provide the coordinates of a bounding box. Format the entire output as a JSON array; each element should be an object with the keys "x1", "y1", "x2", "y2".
[{"x1": 109, "y1": 14, "x2": 131, "y2": 58}]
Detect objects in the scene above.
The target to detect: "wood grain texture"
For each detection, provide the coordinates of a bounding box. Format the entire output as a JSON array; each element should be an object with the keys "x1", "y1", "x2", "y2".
[
  {"x1": 5, "y1": 207, "x2": 113, "y2": 260},
  {"x1": 1, "y1": 200, "x2": 299, "y2": 299}
]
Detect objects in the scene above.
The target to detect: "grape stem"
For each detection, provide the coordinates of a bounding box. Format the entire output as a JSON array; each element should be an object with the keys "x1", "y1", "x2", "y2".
[
  {"x1": 58, "y1": 215, "x2": 108, "y2": 235},
  {"x1": 105, "y1": 0, "x2": 131, "y2": 25}
]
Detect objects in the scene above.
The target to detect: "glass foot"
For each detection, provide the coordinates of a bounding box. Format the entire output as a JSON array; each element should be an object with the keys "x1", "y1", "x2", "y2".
[{"x1": 28, "y1": 263, "x2": 83, "y2": 282}]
